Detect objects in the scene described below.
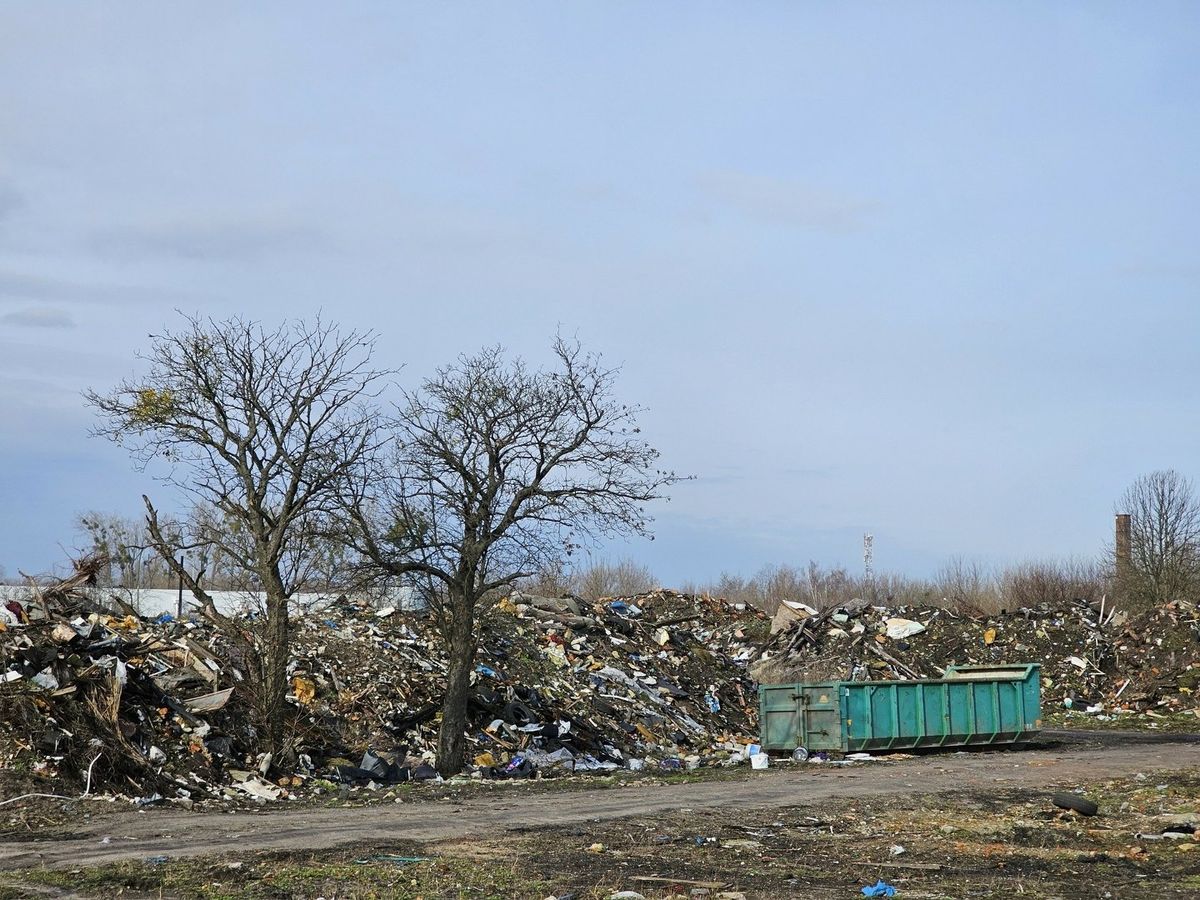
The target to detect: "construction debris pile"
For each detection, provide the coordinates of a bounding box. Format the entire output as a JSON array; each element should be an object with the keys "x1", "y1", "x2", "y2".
[
  {"x1": 755, "y1": 596, "x2": 1200, "y2": 720},
  {"x1": 0, "y1": 557, "x2": 258, "y2": 803},
  {"x1": 288, "y1": 589, "x2": 766, "y2": 780},
  {"x1": 5, "y1": 555, "x2": 1196, "y2": 807},
  {"x1": 1, "y1": 563, "x2": 767, "y2": 804}
]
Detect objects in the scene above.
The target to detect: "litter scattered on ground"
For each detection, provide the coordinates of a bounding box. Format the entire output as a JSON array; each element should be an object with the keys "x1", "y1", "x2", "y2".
[{"x1": 861, "y1": 880, "x2": 897, "y2": 898}]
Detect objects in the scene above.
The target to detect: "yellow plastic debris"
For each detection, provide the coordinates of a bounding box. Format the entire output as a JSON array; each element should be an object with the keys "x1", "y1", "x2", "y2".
[
  {"x1": 497, "y1": 596, "x2": 519, "y2": 614},
  {"x1": 291, "y1": 675, "x2": 317, "y2": 704}
]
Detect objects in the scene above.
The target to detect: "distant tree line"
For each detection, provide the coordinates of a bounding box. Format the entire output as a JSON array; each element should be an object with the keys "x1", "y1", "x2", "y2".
[
  {"x1": 75, "y1": 508, "x2": 357, "y2": 593},
  {"x1": 526, "y1": 471, "x2": 1200, "y2": 617}
]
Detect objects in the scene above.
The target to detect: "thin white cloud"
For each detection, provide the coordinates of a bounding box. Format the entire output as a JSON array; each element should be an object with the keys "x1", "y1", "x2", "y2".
[
  {"x1": 698, "y1": 170, "x2": 878, "y2": 231},
  {"x1": 0, "y1": 269, "x2": 195, "y2": 306},
  {"x1": 0, "y1": 306, "x2": 74, "y2": 328},
  {"x1": 0, "y1": 181, "x2": 23, "y2": 220},
  {"x1": 89, "y1": 214, "x2": 327, "y2": 262}
]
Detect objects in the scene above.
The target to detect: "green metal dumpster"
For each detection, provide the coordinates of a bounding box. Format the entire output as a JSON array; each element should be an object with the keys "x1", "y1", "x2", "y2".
[{"x1": 759, "y1": 664, "x2": 1041, "y2": 754}]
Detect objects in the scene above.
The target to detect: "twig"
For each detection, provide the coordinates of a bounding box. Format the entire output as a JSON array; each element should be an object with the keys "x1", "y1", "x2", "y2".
[
  {"x1": 650, "y1": 613, "x2": 702, "y2": 628},
  {"x1": 0, "y1": 793, "x2": 76, "y2": 807},
  {"x1": 84, "y1": 751, "x2": 103, "y2": 796}
]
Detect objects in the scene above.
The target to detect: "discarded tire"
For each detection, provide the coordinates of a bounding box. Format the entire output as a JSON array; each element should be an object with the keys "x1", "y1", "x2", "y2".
[
  {"x1": 1052, "y1": 792, "x2": 1099, "y2": 816},
  {"x1": 791, "y1": 746, "x2": 810, "y2": 762}
]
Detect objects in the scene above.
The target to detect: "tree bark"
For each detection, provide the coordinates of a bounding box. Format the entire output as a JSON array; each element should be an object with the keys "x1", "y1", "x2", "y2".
[
  {"x1": 261, "y1": 585, "x2": 290, "y2": 756},
  {"x1": 436, "y1": 589, "x2": 476, "y2": 775}
]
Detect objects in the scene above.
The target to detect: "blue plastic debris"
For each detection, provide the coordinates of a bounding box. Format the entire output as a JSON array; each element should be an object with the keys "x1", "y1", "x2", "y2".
[
  {"x1": 153, "y1": 612, "x2": 173, "y2": 624},
  {"x1": 705, "y1": 693, "x2": 721, "y2": 713},
  {"x1": 475, "y1": 664, "x2": 499, "y2": 679},
  {"x1": 355, "y1": 854, "x2": 430, "y2": 866},
  {"x1": 861, "y1": 879, "x2": 897, "y2": 898}
]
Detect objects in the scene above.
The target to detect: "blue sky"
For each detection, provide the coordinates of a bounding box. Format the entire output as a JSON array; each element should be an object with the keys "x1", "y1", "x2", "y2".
[{"x1": 1, "y1": 3, "x2": 1198, "y2": 583}]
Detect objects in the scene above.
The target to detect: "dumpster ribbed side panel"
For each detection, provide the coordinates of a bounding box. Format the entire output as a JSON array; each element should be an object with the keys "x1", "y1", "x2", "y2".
[
  {"x1": 841, "y1": 665, "x2": 1040, "y2": 752},
  {"x1": 758, "y1": 665, "x2": 1040, "y2": 754}
]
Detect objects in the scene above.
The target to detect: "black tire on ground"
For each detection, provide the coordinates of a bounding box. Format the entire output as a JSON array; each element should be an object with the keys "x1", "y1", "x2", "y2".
[{"x1": 1052, "y1": 792, "x2": 1099, "y2": 816}]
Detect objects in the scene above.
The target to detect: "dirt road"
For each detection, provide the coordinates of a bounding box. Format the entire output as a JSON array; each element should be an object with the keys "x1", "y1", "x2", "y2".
[{"x1": 5, "y1": 737, "x2": 1197, "y2": 871}]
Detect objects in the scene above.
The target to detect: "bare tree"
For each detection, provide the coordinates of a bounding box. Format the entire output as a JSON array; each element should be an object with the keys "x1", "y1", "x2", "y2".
[
  {"x1": 1117, "y1": 469, "x2": 1200, "y2": 608},
  {"x1": 351, "y1": 338, "x2": 680, "y2": 774},
  {"x1": 934, "y1": 557, "x2": 1002, "y2": 614},
  {"x1": 570, "y1": 558, "x2": 658, "y2": 601},
  {"x1": 76, "y1": 511, "x2": 165, "y2": 588},
  {"x1": 998, "y1": 558, "x2": 1105, "y2": 609},
  {"x1": 86, "y1": 314, "x2": 388, "y2": 755}
]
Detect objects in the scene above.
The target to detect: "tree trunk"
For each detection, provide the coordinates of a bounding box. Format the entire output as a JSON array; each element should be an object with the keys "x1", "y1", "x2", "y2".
[
  {"x1": 261, "y1": 587, "x2": 290, "y2": 755},
  {"x1": 436, "y1": 589, "x2": 476, "y2": 775}
]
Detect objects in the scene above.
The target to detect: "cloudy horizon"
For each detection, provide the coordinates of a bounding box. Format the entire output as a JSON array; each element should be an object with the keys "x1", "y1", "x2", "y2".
[{"x1": 2, "y1": 3, "x2": 1198, "y2": 585}]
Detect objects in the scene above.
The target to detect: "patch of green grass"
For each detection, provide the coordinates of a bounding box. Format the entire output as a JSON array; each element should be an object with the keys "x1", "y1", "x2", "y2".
[
  {"x1": 10, "y1": 861, "x2": 166, "y2": 893},
  {"x1": 9, "y1": 851, "x2": 560, "y2": 900}
]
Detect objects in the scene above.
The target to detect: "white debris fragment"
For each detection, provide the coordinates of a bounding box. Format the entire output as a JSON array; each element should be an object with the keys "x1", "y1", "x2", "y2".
[{"x1": 885, "y1": 618, "x2": 926, "y2": 639}]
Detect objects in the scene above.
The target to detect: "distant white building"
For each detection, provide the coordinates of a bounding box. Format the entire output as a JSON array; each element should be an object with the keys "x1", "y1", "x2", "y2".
[{"x1": 0, "y1": 583, "x2": 422, "y2": 618}]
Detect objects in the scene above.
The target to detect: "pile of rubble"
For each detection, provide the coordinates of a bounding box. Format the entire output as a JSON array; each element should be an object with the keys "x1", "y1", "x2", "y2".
[
  {"x1": 754, "y1": 596, "x2": 1200, "y2": 720},
  {"x1": 287, "y1": 588, "x2": 766, "y2": 780},
  {"x1": 0, "y1": 557, "x2": 263, "y2": 804},
  {"x1": 6, "y1": 554, "x2": 1194, "y2": 807},
  {"x1": 1, "y1": 563, "x2": 768, "y2": 805}
]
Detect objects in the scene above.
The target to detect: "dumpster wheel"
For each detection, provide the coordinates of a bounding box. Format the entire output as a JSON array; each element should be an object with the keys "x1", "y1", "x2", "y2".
[{"x1": 791, "y1": 746, "x2": 810, "y2": 762}]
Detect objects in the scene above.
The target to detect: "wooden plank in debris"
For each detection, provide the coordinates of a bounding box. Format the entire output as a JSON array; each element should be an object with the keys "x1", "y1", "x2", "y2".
[
  {"x1": 650, "y1": 613, "x2": 702, "y2": 628},
  {"x1": 630, "y1": 876, "x2": 732, "y2": 888},
  {"x1": 190, "y1": 658, "x2": 219, "y2": 684},
  {"x1": 184, "y1": 687, "x2": 234, "y2": 713},
  {"x1": 106, "y1": 594, "x2": 141, "y2": 619},
  {"x1": 181, "y1": 636, "x2": 222, "y2": 663},
  {"x1": 866, "y1": 642, "x2": 920, "y2": 679}
]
